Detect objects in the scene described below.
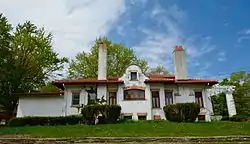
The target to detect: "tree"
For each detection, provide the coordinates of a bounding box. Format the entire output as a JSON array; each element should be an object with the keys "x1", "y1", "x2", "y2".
[
  {"x1": 147, "y1": 65, "x2": 170, "y2": 76},
  {"x1": 211, "y1": 93, "x2": 228, "y2": 116},
  {"x1": 68, "y1": 37, "x2": 149, "y2": 78},
  {"x1": 0, "y1": 13, "x2": 68, "y2": 115},
  {"x1": 0, "y1": 13, "x2": 14, "y2": 115},
  {"x1": 37, "y1": 83, "x2": 60, "y2": 92},
  {"x1": 213, "y1": 71, "x2": 250, "y2": 115}
]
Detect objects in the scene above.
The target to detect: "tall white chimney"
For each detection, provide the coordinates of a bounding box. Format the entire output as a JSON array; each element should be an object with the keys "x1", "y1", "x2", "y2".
[
  {"x1": 98, "y1": 42, "x2": 107, "y2": 80},
  {"x1": 173, "y1": 45, "x2": 188, "y2": 80}
]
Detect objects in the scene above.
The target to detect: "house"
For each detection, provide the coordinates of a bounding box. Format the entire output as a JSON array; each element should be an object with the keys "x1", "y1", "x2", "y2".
[{"x1": 16, "y1": 43, "x2": 237, "y2": 121}]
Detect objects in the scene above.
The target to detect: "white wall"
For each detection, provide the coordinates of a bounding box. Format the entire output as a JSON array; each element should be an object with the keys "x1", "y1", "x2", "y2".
[
  {"x1": 17, "y1": 96, "x2": 64, "y2": 117},
  {"x1": 117, "y1": 84, "x2": 152, "y2": 120},
  {"x1": 149, "y1": 84, "x2": 213, "y2": 121},
  {"x1": 64, "y1": 86, "x2": 89, "y2": 116}
]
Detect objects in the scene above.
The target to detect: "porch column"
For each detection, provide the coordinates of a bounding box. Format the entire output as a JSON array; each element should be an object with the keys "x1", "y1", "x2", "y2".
[{"x1": 225, "y1": 90, "x2": 237, "y2": 117}]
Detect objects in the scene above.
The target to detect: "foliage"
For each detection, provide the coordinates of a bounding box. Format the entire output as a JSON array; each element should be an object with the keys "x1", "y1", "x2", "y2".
[
  {"x1": 163, "y1": 103, "x2": 200, "y2": 122},
  {"x1": 219, "y1": 71, "x2": 250, "y2": 115},
  {"x1": 81, "y1": 104, "x2": 121, "y2": 124},
  {"x1": 0, "y1": 13, "x2": 68, "y2": 115},
  {"x1": 7, "y1": 115, "x2": 83, "y2": 127},
  {"x1": 229, "y1": 114, "x2": 250, "y2": 122},
  {"x1": 37, "y1": 82, "x2": 60, "y2": 92},
  {"x1": 211, "y1": 93, "x2": 228, "y2": 116},
  {"x1": 68, "y1": 37, "x2": 149, "y2": 78},
  {"x1": 0, "y1": 13, "x2": 14, "y2": 115},
  {"x1": 1, "y1": 121, "x2": 250, "y2": 137},
  {"x1": 147, "y1": 65, "x2": 170, "y2": 76}
]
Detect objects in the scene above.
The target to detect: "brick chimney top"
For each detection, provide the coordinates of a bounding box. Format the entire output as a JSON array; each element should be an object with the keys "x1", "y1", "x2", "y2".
[
  {"x1": 173, "y1": 45, "x2": 184, "y2": 52},
  {"x1": 99, "y1": 42, "x2": 106, "y2": 49}
]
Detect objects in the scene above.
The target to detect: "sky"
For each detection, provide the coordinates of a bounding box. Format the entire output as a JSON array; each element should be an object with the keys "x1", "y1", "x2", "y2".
[{"x1": 0, "y1": 0, "x2": 250, "y2": 80}]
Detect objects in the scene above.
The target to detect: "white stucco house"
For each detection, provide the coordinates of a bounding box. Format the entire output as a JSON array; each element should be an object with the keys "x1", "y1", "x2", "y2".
[{"x1": 16, "y1": 43, "x2": 237, "y2": 121}]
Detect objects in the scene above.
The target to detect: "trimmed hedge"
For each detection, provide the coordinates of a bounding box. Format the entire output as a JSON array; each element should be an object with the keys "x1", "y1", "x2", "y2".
[
  {"x1": 8, "y1": 115, "x2": 83, "y2": 127},
  {"x1": 163, "y1": 103, "x2": 200, "y2": 122},
  {"x1": 230, "y1": 114, "x2": 250, "y2": 122},
  {"x1": 81, "y1": 104, "x2": 121, "y2": 125}
]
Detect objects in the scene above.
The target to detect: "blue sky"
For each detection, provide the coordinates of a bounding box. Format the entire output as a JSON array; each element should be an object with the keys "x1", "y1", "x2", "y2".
[
  {"x1": 108, "y1": 0, "x2": 250, "y2": 79},
  {"x1": 1, "y1": 0, "x2": 250, "y2": 80}
]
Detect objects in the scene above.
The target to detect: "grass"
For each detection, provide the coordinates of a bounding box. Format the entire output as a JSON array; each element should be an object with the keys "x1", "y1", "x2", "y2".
[{"x1": 0, "y1": 121, "x2": 250, "y2": 138}]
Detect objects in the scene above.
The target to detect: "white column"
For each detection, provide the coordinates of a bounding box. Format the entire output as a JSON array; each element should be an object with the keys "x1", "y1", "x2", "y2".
[{"x1": 225, "y1": 91, "x2": 237, "y2": 117}]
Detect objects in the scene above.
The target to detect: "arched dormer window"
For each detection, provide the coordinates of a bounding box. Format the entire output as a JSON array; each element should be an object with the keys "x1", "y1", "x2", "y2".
[{"x1": 130, "y1": 71, "x2": 137, "y2": 80}]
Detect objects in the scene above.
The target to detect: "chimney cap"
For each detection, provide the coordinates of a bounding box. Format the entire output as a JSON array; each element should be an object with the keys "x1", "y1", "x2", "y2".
[
  {"x1": 99, "y1": 42, "x2": 106, "y2": 48},
  {"x1": 174, "y1": 45, "x2": 184, "y2": 52}
]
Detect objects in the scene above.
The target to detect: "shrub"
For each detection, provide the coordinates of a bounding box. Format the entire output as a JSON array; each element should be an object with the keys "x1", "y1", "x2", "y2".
[
  {"x1": 229, "y1": 114, "x2": 250, "y2": 122},
  {"x1": 163, "y1": 103, "x2": 200, "y2": 122},
  {"x1": 221, "y1": 115, "x2": 229, "y2": 121},
  {"x1": 81, "y1": 104, "x2": 121, "y2": 125},
  {"x1": 8, "y1": 115, "x2": 83, "y2": 127}
]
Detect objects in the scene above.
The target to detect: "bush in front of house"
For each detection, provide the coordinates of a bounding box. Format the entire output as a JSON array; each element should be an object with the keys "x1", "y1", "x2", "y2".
[
  {"x1": 8, "y1": 115, "x2": 83, "y2": 127},
  {"x1": 163, "y1": 102, "x2": 200, "y2": 122},
  {"x1": 81, "y1": 104, "x2": 121, "y2": 125},
  {"x1": 229, "y1": 113, "x2": 250, "y2": 122}
]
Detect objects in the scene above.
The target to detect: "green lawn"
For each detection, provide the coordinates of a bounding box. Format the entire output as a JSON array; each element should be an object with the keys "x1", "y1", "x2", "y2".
[{"x1": 0, "y1": 121, "x2": 250, "y2": 138}]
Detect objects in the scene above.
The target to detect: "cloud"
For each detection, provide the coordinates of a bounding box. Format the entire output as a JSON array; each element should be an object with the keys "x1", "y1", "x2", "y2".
[
  {"x1": 132, "y1": 3, "x2": 216, "y2": 75},
  {"x1": 0, "y1": 0, "x2": 126, "y2": 59},
  {"x1": 217, "y1": 51, "x2": 227, "y2": 62},
  {"x1": 237, "y1": 28, "x2": 250, "y2": 43},
  {"x1": 245, "y1": 29, "x2": 250, "y2": 35}
]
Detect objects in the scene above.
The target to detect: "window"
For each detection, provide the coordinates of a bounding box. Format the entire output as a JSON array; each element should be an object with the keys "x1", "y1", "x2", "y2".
[
  {"x1": 195, "y1": 91, "x2": 204, "y2": 107},
  {"x1": 86, "y1": 88, "x2": 97, "y2": 104},
  {"x1": 198, "y1": 115, "x2": 205, "y2": 121},
  {"x1": 109, "y1": 92, "x2": 117, "y2": 105},
  {"x1": 72, "y1": 93, "x2": 80, "y2": 106},
  {"x1": 153, "y1": 115, "x2": 161, "y2": 120},
  {"x1": 138, "y1": 115, "x2": 146, "y2": 120},
  {"x1": 151, "y1": 90, "x2": 160, "y2": 108},
  {"x1": 165, "y1": 90, "x2": 173, "y2": 105},
  {"x1": 124, "y1": 116, "x2": 132, "y2": 120},
  {"x1": 124, "y1": 89, "x2": 145, "y2": 100},
  {"x1": 130, "y1": 72, "x2": 137, "y2": 80}
]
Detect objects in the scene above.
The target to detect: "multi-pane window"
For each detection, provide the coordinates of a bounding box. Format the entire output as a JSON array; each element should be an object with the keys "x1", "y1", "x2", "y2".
[
  {"x1": 124, "y1": 89, "x2": 145, "y2": 100},
  {"x1": 151, "y1": 90, "x2": 160, "y2": 108},
  {"x1": 109, "y1": 92, "x2": 117, "y2": 105},
  {"x1": 72, "y1": 93, "x2": 80, "y2": 105},
  {"x1": 86, "y1": 88, "x2": 97, "y2": 104},
  {"x1": 195, "y1": 91, "x2": 204, "y2": 107},
  {"x1": 165, "y1": 90, "x2": 173, "y2": 105},
  {"x1": 130, "y1": 72, "x2": 137, "y2": 80}
]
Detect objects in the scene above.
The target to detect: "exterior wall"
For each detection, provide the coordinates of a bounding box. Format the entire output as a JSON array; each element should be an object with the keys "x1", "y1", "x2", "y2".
[
  {"x1": 150, "y1": 84, "x2": 165, "y2": 120},
  {"x1": 16, "y1": 84, "x2": 214, "y2": 121},
  {"x1": 117, "y1": 84, "x2": 152, "y2": 120},
  {"x1": 16, "y1": 97, "x2": 64, "y2": 117},
  {"x1": 149, "y1": 84, "x2": 213, "y2": 121},
  {"x1": 97, "y1": 84, "x2": 107, "y2": 100},
  {"x1": 64, "y1": 85, "x2": 89, "y2": 116},
  {"x1": 118, "y1": 65, "x2": 151, "y2": 120}
]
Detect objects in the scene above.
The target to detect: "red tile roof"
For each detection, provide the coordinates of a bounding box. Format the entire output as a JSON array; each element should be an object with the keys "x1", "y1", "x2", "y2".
[
  {"x1": 14, "y1": 92, "x2": 64, "y2": 97},
  {"x1": 16, "y1": 76, "x2": 217, "y2": 97},
  {"x1": 52, "y1": 75, "x2": 218, "y2": 90},
  {"x1": 52, "y1": 77, "x2": 123, "y2": 89},
  {"x1": 145, "y1": 76, "x2": 217, "y2": 85}
]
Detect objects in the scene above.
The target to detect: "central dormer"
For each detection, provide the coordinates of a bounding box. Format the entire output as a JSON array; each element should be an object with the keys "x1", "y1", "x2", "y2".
[{"x1": 119, "y1": 65, "x2": 149, "y2": 88}]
